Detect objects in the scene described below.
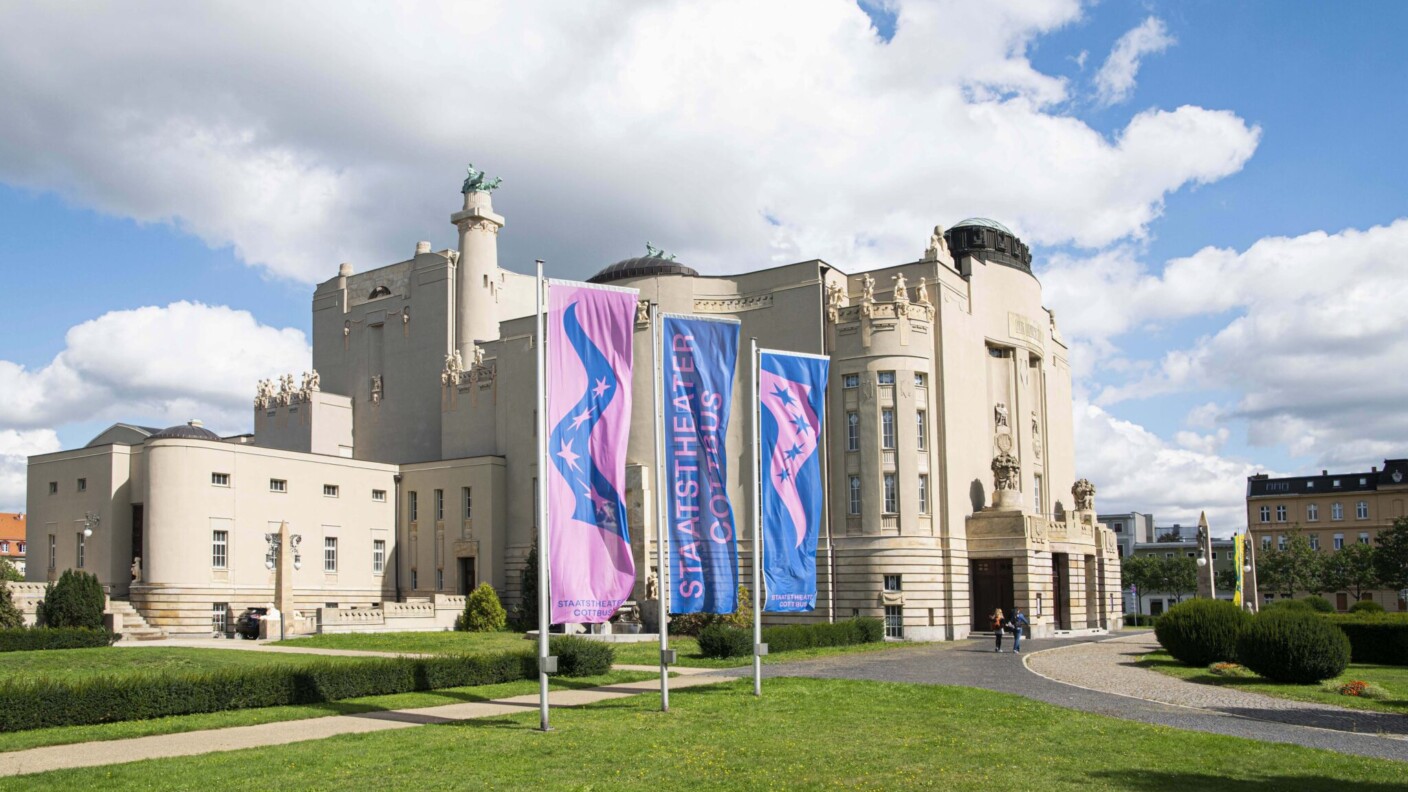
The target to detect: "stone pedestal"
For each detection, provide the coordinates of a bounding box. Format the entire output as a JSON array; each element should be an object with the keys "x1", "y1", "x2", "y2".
[
  {"x1": 641, "y1": 599, "x2": 663, "y2": 634},
  {"x1": 992, "y1": 489, "x2": 1022, "y2": 511}
]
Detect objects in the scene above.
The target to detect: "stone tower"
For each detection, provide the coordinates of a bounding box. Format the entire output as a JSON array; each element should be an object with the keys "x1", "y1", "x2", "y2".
[{"x1": 450, "y1": 165, "x2": 505, "y2": 360}]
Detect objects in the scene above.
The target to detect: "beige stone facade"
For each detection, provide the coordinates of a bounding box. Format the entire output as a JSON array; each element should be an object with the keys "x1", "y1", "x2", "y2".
[{"x1": 27, "y1": 183, "x2": 1119, "y2": 638}]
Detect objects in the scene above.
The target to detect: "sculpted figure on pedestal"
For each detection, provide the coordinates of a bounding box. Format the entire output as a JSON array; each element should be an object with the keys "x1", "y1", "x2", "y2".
[
  {"x1": 992, "y1": 452, "x2": 1020, "y2": 492},
  {"x1": 924, "y1": 225, "x2": 947, "y2": 261},
  {"x1": 1072, "y1": 478, "x2": 1096, "y2": 511},
  {"x1": 861, "y1": 273, "x2": 876, "y2": 305},
  {"x1": 892, "y1": 272, "x2": 909, "y2": 307},
  {"x1": 994, "y1": 402, "x2": 1009, "y2": 429}
]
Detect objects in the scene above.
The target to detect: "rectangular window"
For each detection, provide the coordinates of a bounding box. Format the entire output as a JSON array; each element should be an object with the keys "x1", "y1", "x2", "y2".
[
  {"x1": 1275, "y1": 505, "x2": 1287, "y2": 522},
  {"x1": 1359, "y1": 532, "x2": 1370, "y2": 545},
  {"x1": 1258, "y1": 506, "x2": 1270, "y2": 522},
  {"x1": 323, "y1": 484, "x2": 339, "y2": 498},
  {"x1": 212, "y1": 472, "x2": 230, "y2": 487},
  {"x1": 435, "y1": 489, "x2": 444, "y2": 521},
  {"x1": 436, "y1": 568, "x2": 444, "y2": 591},
  {"x1": 373, "y1": 540, "x2": 386, "y2": 574},
  {"x1": 463, "y1": 487, "x2": 473, "y2": 520},
  {"x1": 843, "y1": 373, "x2": 859, "y2": 389},
  {"x1": 76, "y1": 533, "x2": 85, "y2": 569},
  {"x1": 1306, "y1": 503, "x2": 1318, "y2": 521},
  {"x1": 1333, "y1": 533, "x2": 1344, "y2": 550},
  {"x1": 883, "y1": 574, "x2": 902, "y2": 591},
  {"x1": 212, "y1": 530, "x2": 228, "y2": 568},
  {"x1": 372, "y1": 489, "x2": 387, "y2": 502},
  {"x1": 1261, "y1": 536, "x2": 1271, "y2": 550},
  {"x1": 1277, "y1": 535, "x2": 1287, "y2": 550},
  {"x1": 1033, "y1": 474, "x2": 1043, "y2": 512},
  {"x1": 1356, "y1": 501, "x2": 1368, "y2": 520},
  {"x1": 77, "y1": 478, "x2": 86, "y2": 492},
  {"x1": 411, "y1": 568, "x2": 418, "y2": 590},
  {"x1": 914, "y1": 372, "x2": 927, "y2": 388},
  {"x1": 883, "y1": 473, "x2": 897, "y2": 513},
  {"x1": 918, "y1": 474, "x2": 929, "y2": 514},
  {"x1": 1309, "y1": 534, "x2": 1319, "y2": 551},
  {"x1": 48, "y1": 481, "x2": 57, "y2": 495},
  {"x1": 881, "y1": 409, "x2": 895, "y2": 449},
  {"x1": 848, "y1": 476, "x2": 861, "y2": 515},
  {"x1": 0, "y1": 542, "x2": 7, "y2": 553},
  {"x1": 409, "y1": 491, "x2": 418, "y2": 521},
  {"x1": 884, "y1": 605, "x2": 903, "y2": 639},
  {"x1": 212, "y1": 603, "x2": 229, "y2": 634},
  {"x1": 916, "y1": 411, "x2": 927, "y2": 451},
  {"x1": 324, "y1": 537, "x2": 338, "y2": 572},
  {"x1": 877, "y1": 371, "x2": 896, "y2": 385},
  {"x1": 1332, "y1": 502, "x2": 1343, "y2": 520},
  {"x1": 846, "y1": 412, "x2": 859, "y2": 452},
  {"x1": 48, "y1": 535, "x2": 55, "y2": 569},
  {"x1": 270, "y1": 478, "x2": 287, "y2": 493}
]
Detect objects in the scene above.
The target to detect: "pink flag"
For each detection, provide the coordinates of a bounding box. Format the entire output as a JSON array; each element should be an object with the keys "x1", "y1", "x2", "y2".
[{"x1": 546, "y1": 281, "x2": 637, "y2": 623}]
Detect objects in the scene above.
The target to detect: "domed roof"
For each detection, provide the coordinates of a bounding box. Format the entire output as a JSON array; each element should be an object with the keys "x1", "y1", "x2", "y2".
[
  {"x1": 951, "y1": 217, "x2": 1014, "y2": 235},
  {"x1": 589, "y1": 245, "x2": 699, "y2": 284},
  {"x1": 149, "y1": 420, "x2": 221, "y2": 441}
]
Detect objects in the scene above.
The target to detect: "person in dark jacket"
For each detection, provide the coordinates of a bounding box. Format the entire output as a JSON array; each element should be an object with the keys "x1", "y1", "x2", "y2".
[{"x1": 1012, "y1": 608, "x2": 1029, "y2": 653}]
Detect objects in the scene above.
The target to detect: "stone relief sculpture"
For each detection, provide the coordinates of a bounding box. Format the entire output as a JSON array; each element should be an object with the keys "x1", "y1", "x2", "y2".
[
  {"x1": 1031, "y1": 410, "x2": 1042, "y2": 458},
  {"x1": 442, "y1": 351, "x2": 464, "y2": 386},
  {"x1": 1071, "y1": 478, "x2": 1096, "y2": 511},
  {"x1": 991, "y1": 451, "x2": 1020, "y2": 492},
  {"x1": 994, "y1": 402, "x2": 1009, "y2": 429},
  {"x1": 923, "y1": 225, "x2": 948, "y2": 261},
  {"x1": 131, "y1": 556, "x2": 142, "y2": 583},
  {"x1": 892, "y1": 273, "x2": 909, "y2": 308},
  {"x1": 461, "y1": 163, "x2": 502, "y2": 194},
  {"x1": 825, "y1": 280, "x2": 846, "y2": 322},
  {"x1": 645, "y1": 572, "x2": 659, "y2": 601},
  {"x1": 370, "y1": 375, "x2": 384, "y2": 403},
  {"x1": 635, "y1": 299, "x2": 651, "y2": 325}
]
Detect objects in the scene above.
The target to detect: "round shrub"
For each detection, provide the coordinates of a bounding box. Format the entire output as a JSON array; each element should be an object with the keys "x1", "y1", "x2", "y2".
[
  {"x1": 1154, "y1": 598, "x2": 1250, "y2": 666},
  {"x1": 697, "y1": 623, "x2": 751, "y2": 658},
  {"x1": 1300, "y1": 596, "x2": 1334, "y2": 613},
  {"x1": 1348, "y1": 600, "x2": 1386, "y2": 615},
  {"x1": 456, "y1": 583, "x2": 507, "y2": 632},
  {"x1": 37, "y1": 570, "x2": 105, "y2": 629},
  {"x1": 1237, "y1": 610, "x2": 1351, "y2": 683},
  {"x1": 1263, "y1": 598, "x2": 1312, "y2": 613},
  {"x1": 548, "y1": 635, "x2": 614, "y2": 676}
]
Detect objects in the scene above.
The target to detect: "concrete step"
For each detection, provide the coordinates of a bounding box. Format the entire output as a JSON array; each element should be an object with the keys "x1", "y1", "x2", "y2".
[{"x1": 106, "y1": 598, "x2": 167, "y2": 640}]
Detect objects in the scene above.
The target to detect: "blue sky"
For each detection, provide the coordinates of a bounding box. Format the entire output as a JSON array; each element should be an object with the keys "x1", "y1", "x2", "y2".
[{"x1": 1, "y1": 1, "x2": 1405, "y2": 529}]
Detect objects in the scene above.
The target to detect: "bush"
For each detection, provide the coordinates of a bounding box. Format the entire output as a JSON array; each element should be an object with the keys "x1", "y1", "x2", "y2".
[
  {"x1": 1300, "y1": 596, "x2": 1335, "y2": 613},
  {"x1": 0, "y1": 559, "x2": 22, "y2": 583},
  {"x1": 0, "y1": 627, "x2": 116, "y2": 652},
  {"x1": 698, "y1": 623, "x2": 752, "y2": 658},
  {"x1": 0, "y1": 585, "x2": 23, "y2": 630},
  {"x1": 456, "y1": 583, "x2": 507, "y2": 632},
  {"x1": 1327, "y1": 614, "x2": 1408, "y2": 665},
  {"x1": 1263, "y1": 598, "x2": 1312, "y2": 613},
  {"x1": 1237, "y1": 610, "x2": 1351, "y2": 683},
  {"x1": 36, "y1": 570, "x2": 105, "y2": 629},
  {"x1": 1348, "y1": 600, "x2": 1386, "y2": 615},
  {"x1": 549, "y1": 635, "x2": 614, "y2": 676},
  {"x1": 1154, "y1": 599, "x2": 1249, "y2": 666},
  {"x1": 0, "y1": 649, "x2": 539, "y2": 732},
  {"x1": 668, "y1": 586, "x2": 754, "y2": 636},
  {"x1": 1321, "y1": 679, "x2": 1391, "y2": 700},
  {"x1": 1125, "y1": 614, "x2": 1159, "y2": 627}
]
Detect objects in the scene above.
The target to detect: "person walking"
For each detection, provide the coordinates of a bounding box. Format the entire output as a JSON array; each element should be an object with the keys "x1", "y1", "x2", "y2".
[
  {"x1": 1012, "y1": 608, "x2": 1029, "y2": 653},
  {"x1": 990, "y1": 608, "x2": 1005, "y2": 653}
]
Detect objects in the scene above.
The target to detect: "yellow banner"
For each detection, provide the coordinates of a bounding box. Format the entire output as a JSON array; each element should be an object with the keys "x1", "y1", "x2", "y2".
[{"x1": 1233, "y1": 532, "x2": 1245, "y2": 607}]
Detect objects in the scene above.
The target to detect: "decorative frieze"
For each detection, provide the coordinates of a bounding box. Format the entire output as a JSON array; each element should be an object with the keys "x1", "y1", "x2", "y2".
[{"x1": 693, "y1": 293, "x2": 773, "y2": 314}]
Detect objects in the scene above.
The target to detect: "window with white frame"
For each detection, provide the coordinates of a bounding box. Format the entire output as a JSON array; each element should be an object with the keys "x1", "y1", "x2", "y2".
[
  {"x1": 324, "y1": 484, "x2": 339, "y2": 497},
  {"x1": 212, "y1": 530, "x2": 228, "y2": 568},
  {"x1": 409, "y1": 491, "x2": 418, "y2": 521},
  {"x1": 434, "y1": 489, "x2": 444, "y2": 521},
  {"x1": 212, "y1": 603, "x2": 229, "y2": 634},
  {"x1": 843, "y1": 373, "x2": 859, "y2": 388},
  {"x1": 270, "y1": 478, "x2": 287, "y2": 493},
  {"x1": 883, "y1": 574, "x2": 902, "y2": 591},
  {"x1": 212, "y1": 472, "x2": 230, "y2": 487},
  {"x1": 883, "y1": 473, "x2": 897, "y2": 513},
  {"x1": 1259, "y1": 505, "x2": 1270, "y2": 522},
  {"x1": 1275, "y1": 505, "x2": 1287, "y2": 522},
  {"x1": 0, "y1": 541, "x2": 7, "y2": 553},
  {"x1": 916, "y1": 410, "x2": 927, "y2": 451},
  {"x1": 877, "y1": 371, "x2": 895, "y2": 385},
  {"x1": 1356, "y1": 500, "x2": 1368, "y2": 519},
  {"x1": 846, "y1": 412, "x2": 859, "y2": 451},
  {"x1": 848, "y1": 476, "x2": 861, "y2": 515},
  {"x1": 918, "y1": 474, "x2": 929, "y2": 514},
  {"x1": 1261, "y1": 536, "x2": 1271, "y2": 550},
  {"x1": 373, "y1": 540, "x2": 386, "y2": 574},
  {"x1": 1277, "y1": 535, "x2": 1287, "y2": 550},
  {"x1": 372, "y1": 489, "x2": 387, "y2": 502},
  {"x1": 1307, "y1": 503, "x2": 1318, "y2": 521},
  {"x1": 324, "y1": 538, "x2": 338, "y2": 572},
  {"x1": 1359, "y1": 532, "x2": 1370, "y2": 545},
  {"x1": 914, "y1": 372, "x2": 927, "y2": 389},
  {"x1": 881, "y1": 409, "x2": 895, "y2": 449},
  {"x1": 76, "y1": 533, "x2": 85, "y2": 568},
  {"x1": 1033, "y1": 474, "x2": 1043, "y2": 512},
  {"x1": 1309, "y1": 534, "x2": 1320, "y2": 551},
  {"x1": 463, "y1": 487, "x2": 472, "y2": 520},
  {"x1": 1332, "y1": 502, "x2": 1344, "y2": 520},
  {"x1": 1333, "y1": 533, "x2": 1344, "y2": 550},
  {"x1": 884, "y1": 605, "x2": 903, "y2": 638}
]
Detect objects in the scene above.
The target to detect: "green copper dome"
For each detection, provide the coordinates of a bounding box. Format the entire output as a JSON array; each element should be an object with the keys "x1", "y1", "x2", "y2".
[{"x1": 951, "y1": 217, "x2": 1014, "y2": 235}]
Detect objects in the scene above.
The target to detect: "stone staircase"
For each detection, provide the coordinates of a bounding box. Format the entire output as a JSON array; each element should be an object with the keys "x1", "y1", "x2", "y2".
[{"x1": 106, "y1": 599, "x2": 166, "y2": 641}]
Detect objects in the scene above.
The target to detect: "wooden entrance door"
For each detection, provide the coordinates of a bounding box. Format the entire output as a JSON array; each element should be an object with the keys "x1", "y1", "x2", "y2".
[{"x1": 970, "y1": 558, "x2": 1015, "y2": 631}]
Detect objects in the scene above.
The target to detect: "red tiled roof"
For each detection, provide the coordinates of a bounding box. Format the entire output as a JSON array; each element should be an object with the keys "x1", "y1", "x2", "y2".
[{"x1": 0, "y1": 513, "x2": 25, "y2": 557}]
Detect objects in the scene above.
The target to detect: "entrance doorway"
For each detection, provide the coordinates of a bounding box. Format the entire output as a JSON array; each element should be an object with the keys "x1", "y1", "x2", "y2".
[
  {"x1": 1053, "y1": 553, "x2": 1071, "y2": 630},
  {"x1": 457, "y1": 557, "x2": 476, "y2": 596},
  {"x1": 970, "y1": 558, "x2": 1014, "y2": 631}
]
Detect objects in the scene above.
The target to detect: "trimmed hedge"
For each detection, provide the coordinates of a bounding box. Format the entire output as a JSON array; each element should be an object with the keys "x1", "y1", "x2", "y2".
[
  {"x1": 698, "y1": 623, "x2": 753, "y2": 659},
  {"x1": 0, "y1": 628, "x2": 117, "y2": 652},
  {"x1": 550, "y1": 635, "x2": 614, "y2": 676},
  {"x1": 1237, "y1": 610, "x2": 1350, "y2": 683},
  {"x1": 698, "y1": 617, "x2": 884, "y2": 659},
  {"x1": 1300, "y1": 596, "x2": 1335, "y2": 614},
  {"x1": 1348, "y1": 600, "x2": 1386, "y2": 615},
  {"x1": 1326, "y1": 614, "x2": 1408, "y2": 666},
  {"x1": 1263, "y1": 598, "x2": 1313, "y2": 613},
  {"x1": 1154, "y1": 599, "x2": 1249, "y2": 666},
  {"x1": 1125, "y1": 614, "x2": 1158, "y2": 627}
]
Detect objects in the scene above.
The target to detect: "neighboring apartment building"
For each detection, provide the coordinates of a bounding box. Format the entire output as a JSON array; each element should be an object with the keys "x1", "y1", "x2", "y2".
[
  {"x1": 0, "y1": 512, "x2": 25, "y2": 576},
  {"x1": 1247, "y1": 461, "x2": 1408, "y2": 612},
  {"x1": 27, "y1": 173, "x2": 1120, "y2": 638},
  {"x1": 1098, "y1": 511, "x2": 1153, "y2": 614},
  {"x1": 1128, "y1": 533, "x2": 1236, "y2": 616}
]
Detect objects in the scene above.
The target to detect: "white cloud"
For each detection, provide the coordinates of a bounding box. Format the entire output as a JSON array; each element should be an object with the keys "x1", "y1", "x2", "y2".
[
  {"x1": 1094, "y1": 16, "x2": 1175, "y2": 107},
  {"x1": 0, "y1": 302, "x2": 310, "y2": 437},
  {"x1": 0, "y1": 430, "x2": 60, "y2": 513},
  {"x1": 0, "y1": 1, "x2": 1255, "y2": 282}
]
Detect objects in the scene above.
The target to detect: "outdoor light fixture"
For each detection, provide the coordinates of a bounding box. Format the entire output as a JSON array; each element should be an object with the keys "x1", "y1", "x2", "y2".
[
  {"x1": 1196, "y1": 555, "x2": 1208, "y2": 568},
  {"x1": 82, "y1": 511, "x2": 99, "y2": 538}
]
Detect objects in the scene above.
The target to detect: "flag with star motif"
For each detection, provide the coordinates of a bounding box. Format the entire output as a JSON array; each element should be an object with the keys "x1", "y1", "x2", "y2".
[
  {"x1": 759, "y1": 349, "x2": 829, "y2": 612},
  {"x1": 546, "y1": 280, "x2": 638, "y2": 623}
]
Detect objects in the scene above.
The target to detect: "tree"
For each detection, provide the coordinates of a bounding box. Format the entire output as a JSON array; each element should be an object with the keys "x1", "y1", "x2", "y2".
[
  {"x1": 36, "y1": 569, "x2": 105, "y2": 629},
  {"x1": 0, "y1": 583, "x2": 23, "y2": 629},
  {"x1": 1121, "y1": 555, "x2": 1160, "y2": 613},
  {"x1": 1322, "y1": 542, "x2": 1380, "y2": 600},
  {"x1": 457, "y1": 583, "x2": 508, "y2": 632},
  {"x1": 1256, "y1": 533, "x2": 1323, "y2": 597},
  {"x1": 1156, "y1": 556, "x2": 1198, "y2": 603},
  {"x1": 1373, "y1": 517, "x2": 1408, "y2": 593},
  {"x1": 515, "y1": 539, "x2": 539, "y2": 630},
  {"x1": 0, "y1": 559, "x2": 22, "y2": 583},
  {"x1": 1215, "y1": 565, "x2": 1239, "y2": 594}
]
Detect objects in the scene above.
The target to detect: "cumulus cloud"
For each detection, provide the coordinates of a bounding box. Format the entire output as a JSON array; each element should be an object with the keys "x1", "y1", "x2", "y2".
[
  {"x1": 0, "y1": 302, "x2": 310, "y2": 436},
  {"x1": 0, "y1": 430, "x2": 61, "y2": 513},
  {"x1": 1094, "y1": 16, "x2": 1175, "y2": 107},
  {"x1": 0, "y1": 1, "x2": 1254, "y2": 282}
]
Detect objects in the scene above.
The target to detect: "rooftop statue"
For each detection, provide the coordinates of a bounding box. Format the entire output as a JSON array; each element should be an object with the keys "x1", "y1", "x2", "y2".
[
  {"x1": 645, "y1": 242, "x2": 677, "y2": 261},
  {"x1": 461, "y1": 164, "x2": 502, "y2": 194}
]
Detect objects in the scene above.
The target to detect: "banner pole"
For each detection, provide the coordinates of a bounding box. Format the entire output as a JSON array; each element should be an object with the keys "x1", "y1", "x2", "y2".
[
  {"x1": 751, "y1": 338, "x2": 763, "y2": 697},
  {"x1": 535, "y1": 260, "x2": 552, "y2": 732},
  {"x1": 651, "y1": 303, "x2": 671, "y2": 711}
]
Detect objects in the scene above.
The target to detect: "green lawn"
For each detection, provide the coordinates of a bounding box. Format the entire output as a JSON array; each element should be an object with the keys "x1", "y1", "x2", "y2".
[
  {"x1": 613, "y1": 636, "x2": 931, "y2": 667},
  {"x1": 0, "y1": 671, "x2": 656, "y2": 754},
  {"x1": 5, "y1": 677, "x2": 1403, "y2": 790},
  {"x1": 1142, "y1": 650, "x2": 1408, "y2": 715},
  {"x1": 0, "y1": 647, "x2": 369, "y2": 684},
  {"x1": 274, "y1": 630, "x2": 530, "y2": 655}
]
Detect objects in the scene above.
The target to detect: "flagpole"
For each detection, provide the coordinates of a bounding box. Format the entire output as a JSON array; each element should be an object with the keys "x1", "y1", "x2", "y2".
[
  {"x1": 651, "y1": 303, "x2": 671, "y2": 711},
  {"x1": 751, "y1": 337, "x2": 763, "y2": 697},
  {"x1": 535, "y1": 259, "x2": 552, "y2": 732}
]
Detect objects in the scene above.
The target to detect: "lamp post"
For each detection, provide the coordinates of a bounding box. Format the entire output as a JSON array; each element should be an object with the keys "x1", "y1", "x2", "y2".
[
  {"x1": 263, "y1": 523, "x2": 302, "y2": 641},
  {"x1": 82, "y1": 511, "x2": 99, "y2": 538},
  {"x1": 1244, "y1": 533, "x2": 1260, "y2": 613}
]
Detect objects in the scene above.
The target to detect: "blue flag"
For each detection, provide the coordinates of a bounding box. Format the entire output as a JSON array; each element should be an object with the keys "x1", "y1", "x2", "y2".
[
  {"x1": 759, "y1": 350, "x2": 829, "y2": 613},
  {"x1": 663, "y1": 315, "x2": 741, "y2": 614}
]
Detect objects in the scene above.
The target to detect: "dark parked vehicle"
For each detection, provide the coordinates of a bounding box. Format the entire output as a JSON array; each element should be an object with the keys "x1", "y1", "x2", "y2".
[{"x1": 235, "y1": 607, "x2": 269, "y2": 640}]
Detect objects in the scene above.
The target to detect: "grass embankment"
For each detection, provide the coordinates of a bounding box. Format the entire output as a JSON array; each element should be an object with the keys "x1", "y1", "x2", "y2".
[
  {"x1": 5, "y1": 677, "x2": 1404, "y2": 790},
  {"x1": 0, "y1": 671, "x2": 655, "y2": 754},
  {"x1": 1141, "y1": 650, "x2": 1408, "y2": 715},
  {"x1": 0, "y1": 647, "x2": 368, "y2": 684}
]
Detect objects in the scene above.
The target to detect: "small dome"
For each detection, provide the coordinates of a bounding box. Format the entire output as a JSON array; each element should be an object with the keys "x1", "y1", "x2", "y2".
[
  {"x1": 589, "y1": 256, "x2": 699, "y2": 285},
  {"x1": 150, "y1": 419, "x2": 221, "y2": 441},
  {"x1": 952, "y1": 217, "x2": 1014, "y2": 235}
]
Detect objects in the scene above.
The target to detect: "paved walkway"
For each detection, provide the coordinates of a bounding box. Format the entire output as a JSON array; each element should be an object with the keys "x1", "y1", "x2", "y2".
[
  {"x1": 0, "y1": 666, "x2": 728, "y2": 778},
  {"x1": 764, "y1": 632, "x2": 1408, "y2": 761}
]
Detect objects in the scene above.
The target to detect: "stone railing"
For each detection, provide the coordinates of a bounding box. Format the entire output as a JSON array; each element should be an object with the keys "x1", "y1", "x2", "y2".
[
  {"x1": 316, "y1": 593, "x2": 465, "y2": 634},
  {"x1": 1, "y1": 582, "x2": 47, "y2": 625}
]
